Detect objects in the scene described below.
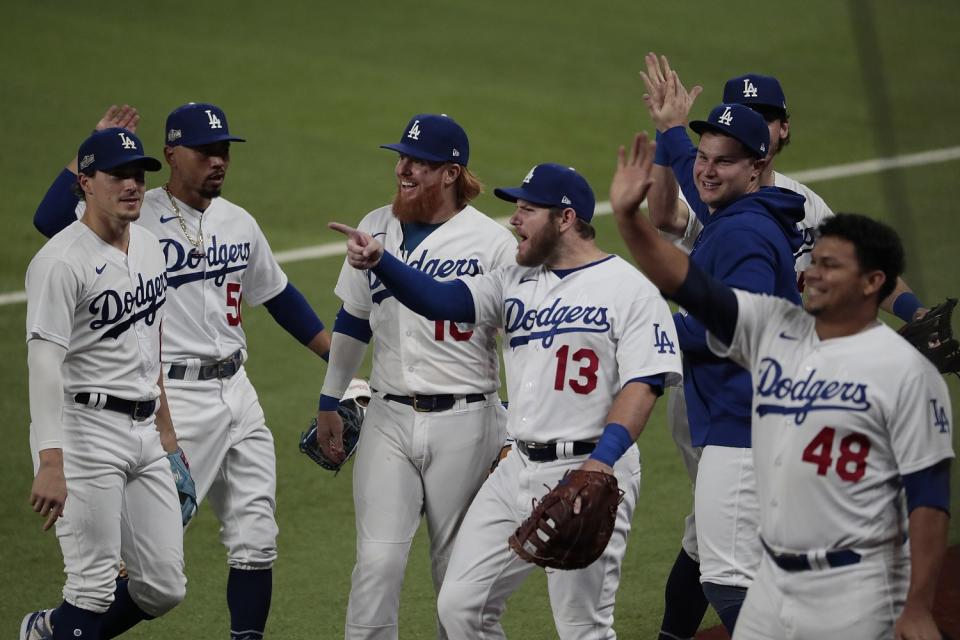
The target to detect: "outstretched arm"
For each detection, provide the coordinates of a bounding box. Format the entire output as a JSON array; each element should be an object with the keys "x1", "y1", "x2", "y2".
[
  {"x1": 263, "y1": 282, "x2": 331, "y2": 358},
  {"x1": 35, "y1": 105, "x2": 142, "y2": 238},
  {"x1": 328, "y1": 222, "x2": 476, "y2": 323},
  {"x1": 610, "y1": 132, "x2": 739, "y2": 344}
]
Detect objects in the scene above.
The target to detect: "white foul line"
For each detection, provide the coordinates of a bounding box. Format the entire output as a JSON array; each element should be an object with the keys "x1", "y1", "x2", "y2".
[{"x1": 2, "y1": 144, "x2": 959, "y2": 308}]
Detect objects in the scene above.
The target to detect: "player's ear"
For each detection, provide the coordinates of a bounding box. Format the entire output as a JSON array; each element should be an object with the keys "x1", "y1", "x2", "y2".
[
  {"x1": 559, "y1": 207, "x2": 578, "y2": 231},
  {"x1": 443, "y1": 163, "x2": 462, "y2": 187},
  {"x1": 163, "y1": 145, "x2": 177, "y2": 168},
  {"x1": 862, "y1": 269, "x2": 886, "y2": 300},
  {"x1": 77, "y1": 172, "x2": 94, "y2": 197}
]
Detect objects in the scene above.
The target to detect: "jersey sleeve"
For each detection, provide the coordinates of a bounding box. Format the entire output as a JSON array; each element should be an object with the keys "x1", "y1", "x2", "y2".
[
  {"x1": 489, "y1": 225, "x2": 519, "y2": 269},
  {"x1": 241, "y1": 217, "x2": 289, "y2": 307},
  {"x1": 462, "y1": 267, "x2": 507, "y2": 328},
  {"x1": 617, "y1": 291, "x2": 683, "y2": 386},
  {"x1": 889, "y1": 365, "x2": 955, "y2": 475},
  {"x1": 706, "y1": 288, "x2": 779, "y2": 370},
  {"x1": 25, "y1": 256, "x2": 81, "y2": 348}
]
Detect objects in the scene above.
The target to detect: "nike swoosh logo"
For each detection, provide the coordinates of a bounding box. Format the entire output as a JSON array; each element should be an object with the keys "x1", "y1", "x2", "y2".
[
  {"x1": 519, "y1": 277, "x2": 537, "y2": 284},
  {"x1": 95, "y1": 264, "x2": 107, "y2": 274},
  {"x1": 778, "y1": 331, "x2": 799, "y2": 341},
  {"x1": 159, "y1": 215, "x2": 178, "y2": 224}
]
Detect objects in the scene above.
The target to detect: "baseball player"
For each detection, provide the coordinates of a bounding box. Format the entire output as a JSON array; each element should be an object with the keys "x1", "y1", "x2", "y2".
[
  {"x1": 636, "y1": 92, "x2": 806, "y2": 632},
  {"x1": 314, "y1": 113, "x2": 515, "y2": 639},
  {"x1": 610, "y1": 136, "x2": 953, "y2": 639},
  {"x1": 638, "y1": 55, "x2": 933, "y2": 639},
  {"x1": 20, "y1": 129, "x2": 187, "y2": 639},
  {"x1": 330, "y1": 163, "x2": 683, "y2": 638},
  {"x1": 32, "y1": 103, "x2": 333, "y2": 640}
]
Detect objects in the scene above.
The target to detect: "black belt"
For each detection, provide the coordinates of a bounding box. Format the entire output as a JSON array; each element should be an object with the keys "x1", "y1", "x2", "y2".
[
  {"x1": 516, "y1": 439, "x2": 596, "y2": 462},
  {"x1": 167, "y1": 350, "x2": 243, "y2": 381},
  {"x1": 761, "y1": 538, "x2": 861, "y2": 572},
  {"x1": 74, "y1": 393, "x2": 157, "y2": 421},
  {"x1": 382, "y1": 392, "x2": 486, "y2": 412}
]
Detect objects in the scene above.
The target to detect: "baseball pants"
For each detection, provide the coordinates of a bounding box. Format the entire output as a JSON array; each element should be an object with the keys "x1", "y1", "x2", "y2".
[
  {"x1": 32, "y1": 402, "x2": 186, "y2": 616},
  {"x1": 437, "y1": 444, "x2": 642, "y2": 640},
  {"x1": 733, "y1": 543, "x2": 909, "y2": 639},
  {"x1": 695, "y1": 445, "x2": 761, "y2": 589},
  {"x1": 345, "y1": 393, "x2": 506, "y2": 640},
  {"x1": 165, "y1": 365, "x2": 278, "y2": 569},
  {"x1": 667, "y1": 387, "x2": 701, "y2": 561}
]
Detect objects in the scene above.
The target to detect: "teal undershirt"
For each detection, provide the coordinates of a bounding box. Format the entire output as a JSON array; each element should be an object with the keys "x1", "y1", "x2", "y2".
[{"x1": 400, "y1": 221, "x2": 444, "y2": 253}]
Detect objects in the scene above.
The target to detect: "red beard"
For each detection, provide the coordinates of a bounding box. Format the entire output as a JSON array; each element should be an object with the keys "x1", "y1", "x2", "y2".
[{"x1": 391, "y1": 180, "x2": 446, "y2": 223}]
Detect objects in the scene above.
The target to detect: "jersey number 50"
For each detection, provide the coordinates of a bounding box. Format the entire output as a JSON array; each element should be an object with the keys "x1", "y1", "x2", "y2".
[{"x1": 226, "y1": 283, "x2": 242, "y2": 326}]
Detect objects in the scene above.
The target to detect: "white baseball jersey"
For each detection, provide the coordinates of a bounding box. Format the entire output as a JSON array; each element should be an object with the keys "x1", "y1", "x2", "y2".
[
  {"x1": 72, "y1": 190, "x2": 288, "y2": 363},
  {"x1": 463, "y1": 255, "x2": 683, "y2": 442},
  {"x1": 334, "y1": 204, "x2": 517, "y2": 395},
  {"x1": 682, "y1": 171, "x2": 834, "y2": 273},
  {"x1": 707, "y1": 290, "x2": 954, "y2": 552},
  {"x1": 25, "y1": 221, "x2": 167, "y2": 400}
]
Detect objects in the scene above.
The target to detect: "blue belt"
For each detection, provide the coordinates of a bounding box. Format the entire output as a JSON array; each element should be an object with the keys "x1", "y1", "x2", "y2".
[{"x1": 761, "y1": 538, "x2": 861, "y2": 572}]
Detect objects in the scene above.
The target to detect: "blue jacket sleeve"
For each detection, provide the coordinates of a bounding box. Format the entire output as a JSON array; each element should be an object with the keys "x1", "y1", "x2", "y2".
[
  {"x1": 263, "y1": 282, "x2": 325, "y2": 345},
  {"x1": 35, "y1": 169, "x2": 81, "y2": 238},
  {"x1": 372, "y1": 252, "x2": 475, "y2": 323},
  {"x1": 660, "y1": 126, "x2": 710, "y2": 225},
  {"x1": 676, "y1": 225, "x2": 777, "y2": 355}
]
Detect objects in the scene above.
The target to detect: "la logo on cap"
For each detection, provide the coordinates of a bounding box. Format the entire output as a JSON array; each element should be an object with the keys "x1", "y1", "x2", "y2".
[
  {"x1": 718, "y1": 106, "x2": 734, "y2": 126},
  {"x1": 522, "y1": 166, "x2": 536, "y2": 184},
  {"x1": 205, "y1": 109, "x2": 222, "y2": 129},
  {"x1": 407, "y1": 120, "x2": 422, "y2": 140},
  {"x1": 742, "y1": 78, "x2": 759, "y2": 98},
  {"x1": 118, "y1": 131, "x2": 137, "y2": 150}
]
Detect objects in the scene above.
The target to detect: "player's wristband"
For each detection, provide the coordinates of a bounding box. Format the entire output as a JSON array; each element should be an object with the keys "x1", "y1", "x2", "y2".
[
  {"x1": 589, "y1": 422, "x2": 634, "y2": 467},
  {"x1": 892, "y1": 291, "x2": 923, "y2": 323},
  {"x1": 318, "y1": 394, "x2": 340, "y2": 411},
  {"x1": 654, "y1": 130, "x2": 669, "y2": 166}
]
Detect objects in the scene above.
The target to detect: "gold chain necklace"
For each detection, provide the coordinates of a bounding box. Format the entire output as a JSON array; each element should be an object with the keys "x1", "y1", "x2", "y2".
[{"x1": 163, "y1": 185, "x2": 205, "y2": 258}]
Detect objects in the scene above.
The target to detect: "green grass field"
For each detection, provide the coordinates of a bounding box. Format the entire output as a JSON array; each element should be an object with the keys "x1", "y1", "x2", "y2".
[{"x1": 1, "y1": 1, "x2": 958, "y2": 637}]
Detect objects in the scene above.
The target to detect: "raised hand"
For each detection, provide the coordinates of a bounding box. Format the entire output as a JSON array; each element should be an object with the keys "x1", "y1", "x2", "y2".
[
  {"x1": 610, "y1": 132, "x2": 657, "y2": 218},
  {"x1": 639, "y1": 53, "x2": 702, "y2": 131},
  {"x1": 329, "y1": 222, "x2": 384, "y2": 269},
  {"x1": 96, "y1": 104, "x2": 140, "y2": 133}
]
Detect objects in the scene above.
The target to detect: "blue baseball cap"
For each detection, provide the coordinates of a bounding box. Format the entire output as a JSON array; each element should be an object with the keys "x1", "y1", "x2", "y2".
[
  {"x1": 690, "y1": 104, "x2": 770, "y2": 158},
  {"x1": 494, "y1": 163, "x2": 596, "y2": 222},
  {"x1": 165, "y1": 102, "x2": 246, "y2": 147},
  {"x1": 723, "y1": 74, "x2": 787, "y2": 115},
  {"x1": 380, "y1": 114, "x2": 469, "y2": 166},
  {"x1": 77, "y1": 128, "x2": 162, "y2": 173}
]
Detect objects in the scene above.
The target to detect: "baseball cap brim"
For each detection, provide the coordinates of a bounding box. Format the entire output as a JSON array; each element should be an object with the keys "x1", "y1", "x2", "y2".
[
  {"x1": 100, "y1": 155, "x2": 163, "y2": 172},
  {"x1": 689, "y1": 120, "x2": 764, "y2": 158},
  {"x1": 176, "y1": 133, "x2": 246, "y2": 147},
  {"x1": 380, "y1": 142, "x2": 451, "y2": 164},
  {"x1": 493, "y1": 186, "x2": 559, "y2": 208}
]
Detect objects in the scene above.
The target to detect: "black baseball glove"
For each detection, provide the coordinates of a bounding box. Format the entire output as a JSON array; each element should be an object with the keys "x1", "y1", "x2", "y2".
[
  {"x1": 300, "y1": 397, "x2": 366, "y2": 472},
  {"x1": 899, "y1": 298, "x2": 960, "y2": 376}
]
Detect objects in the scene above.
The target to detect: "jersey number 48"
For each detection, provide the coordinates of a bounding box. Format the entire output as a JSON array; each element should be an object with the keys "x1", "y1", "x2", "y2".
[{"x1": 801, "y1": 426, "x2": 871, "y2": 482}]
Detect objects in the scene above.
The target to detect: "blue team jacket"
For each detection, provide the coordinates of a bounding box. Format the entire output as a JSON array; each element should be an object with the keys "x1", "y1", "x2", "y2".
[{"x1": 659, "y1": 126, "x2": 804, "y2": 448}]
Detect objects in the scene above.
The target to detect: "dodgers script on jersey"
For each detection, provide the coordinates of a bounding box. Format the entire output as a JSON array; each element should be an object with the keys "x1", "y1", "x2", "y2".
[
  {"x1": 707, "y1": 290, "x2": 954, "y2": 552},
  {"x1": 463, "y1": 255, "x2": 683, "y2": 442},
  {"x1": 73, "y1": 190, "x2": 287, "y2": 363},
  {"x1": 335, "y1": 205, "x2": 516, "y2": 394},
  {"x1": 25, "y1": 222, "x2": 167, "y2": 400},
  {"x1": 682, "y1": 172, "x2": 834, "y2": 274}
]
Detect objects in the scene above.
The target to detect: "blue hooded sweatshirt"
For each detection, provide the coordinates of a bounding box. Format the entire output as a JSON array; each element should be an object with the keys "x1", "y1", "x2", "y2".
[{"x1": 659, "y1": 126, "x2": 805, "y2": 448}]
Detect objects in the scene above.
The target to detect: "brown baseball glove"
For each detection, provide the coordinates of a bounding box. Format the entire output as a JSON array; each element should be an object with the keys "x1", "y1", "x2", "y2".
[{"x1": 508, "y1": 469, "x2": 623, "y2": 570}]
